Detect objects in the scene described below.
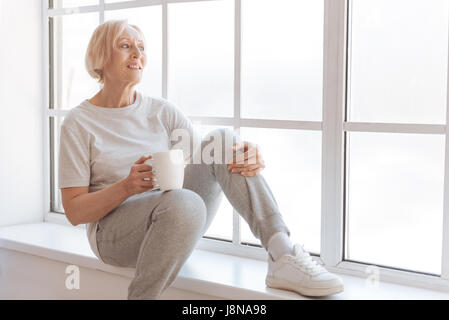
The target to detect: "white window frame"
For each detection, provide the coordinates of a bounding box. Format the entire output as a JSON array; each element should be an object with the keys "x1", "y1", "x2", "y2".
[{"x1": 42, "y1": 0, "x2": 449, "y2": 292}]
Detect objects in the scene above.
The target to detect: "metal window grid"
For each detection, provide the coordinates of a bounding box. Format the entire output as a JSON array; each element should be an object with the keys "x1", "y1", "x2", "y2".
[{"x1": 42, "y1": 0, "x2": 449, "y2": 291}]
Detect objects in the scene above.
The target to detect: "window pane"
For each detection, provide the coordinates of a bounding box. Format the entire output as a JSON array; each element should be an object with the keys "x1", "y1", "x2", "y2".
[
  {"x1": 52, "y1": 13, "x2": 100, "y2": 110},
  {"x1": 53, "y1": 116, "x2": 65, "y2": 213},
  {"x1": 239, "y1": 128, "x2": 322, "y2": 254},
  {"x1": 51, "y1": 0, "x2": 98, "y2": 9},
  {"x1": 241, "y1": 0, "x2": 323, "y2": 121},
  {"x1": 195, "y1": 124, "x2": 234, "y2": 241},
  {"x1": 349, "y1": 0, "x2": 449, "y2": 124},
  {"x1": 167, "y1": 0, "x2": 234, "y2": 117},
  {"x1": 105, "y1": 6, "x2": 163, "y2": 97},
  {"x1": 347, "y1": 132, "x2": 444, "y2": 274}
]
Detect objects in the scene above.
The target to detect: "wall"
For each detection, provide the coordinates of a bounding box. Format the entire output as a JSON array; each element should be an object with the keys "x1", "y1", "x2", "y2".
[
  {"x1": 0, "y1": 248, "x2": 222, "y2": 299},
  {"x1": 0, "y1": 0, "x2": 44, "y2": 226}
]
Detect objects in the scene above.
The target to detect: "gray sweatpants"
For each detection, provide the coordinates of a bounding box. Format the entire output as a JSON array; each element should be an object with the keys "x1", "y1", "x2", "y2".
[{"x1": 95, "y1": 128, "x2": 291, "y2": 299}]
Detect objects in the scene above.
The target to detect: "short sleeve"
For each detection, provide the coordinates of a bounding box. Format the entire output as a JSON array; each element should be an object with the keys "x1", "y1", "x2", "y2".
[
  {"x1": 163, "y1": 100, "x2": 202, "y2": 164},
  {"x1": 58, "y1": 120, "x2": 91, "y2": 189}
]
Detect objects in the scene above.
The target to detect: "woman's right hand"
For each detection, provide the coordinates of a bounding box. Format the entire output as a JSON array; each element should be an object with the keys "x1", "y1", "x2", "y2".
[{"x1": 122, "y1": 155, "x2": 156, "y2": 196}]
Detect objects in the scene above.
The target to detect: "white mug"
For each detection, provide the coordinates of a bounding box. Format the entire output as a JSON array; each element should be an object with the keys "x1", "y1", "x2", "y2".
[{"x1": 146, "y1": 150, "x2": 185, "y2": 191}]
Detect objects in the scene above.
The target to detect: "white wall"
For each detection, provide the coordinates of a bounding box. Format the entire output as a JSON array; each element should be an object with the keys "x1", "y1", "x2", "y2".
[
  {"x1": 0, "y1": 0, "x2": 44, "y2": 226},
  {"x1": 0, "y1": 248, "x2": 222, "y2": 299}
]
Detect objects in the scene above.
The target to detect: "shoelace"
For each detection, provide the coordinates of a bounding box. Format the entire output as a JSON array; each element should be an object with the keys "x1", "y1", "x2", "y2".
[{"x1": 288, "y1": 249, "x2": 326, "y2": 275}]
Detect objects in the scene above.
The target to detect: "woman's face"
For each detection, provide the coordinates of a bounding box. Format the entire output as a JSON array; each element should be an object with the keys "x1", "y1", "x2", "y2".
[{"x1": 102, "y1": 26, "x2": 147, "y2": 86}]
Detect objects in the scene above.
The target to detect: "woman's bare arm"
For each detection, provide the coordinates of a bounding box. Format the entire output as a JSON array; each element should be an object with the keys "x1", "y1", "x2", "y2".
[
  {"x1": 61, "y1": 179, "x2": 130, "y2": 226},
  {"x1": 61, "y1": 155, "x2": 155, "y2": 226}
]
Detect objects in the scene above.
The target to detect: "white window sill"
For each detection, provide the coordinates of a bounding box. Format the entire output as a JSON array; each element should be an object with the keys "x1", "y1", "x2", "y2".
[{"x1": 0, "y1": 222, "x2": 449, "y2": 300}]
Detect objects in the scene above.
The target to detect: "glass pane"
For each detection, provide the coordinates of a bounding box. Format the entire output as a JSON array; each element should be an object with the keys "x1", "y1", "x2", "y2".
[
  {"x1": 349, "y1": 0, "x2": 449, "y2": 124},
  {"x1": 347, "y1": 132, "x2": 444, "y2": 274},
  {"x1": 52, "y1": 13, "x2": 100, "y2": 110},
  {"x1": 53, "y1": 116, "x2": 65, "y2": 213},
  {"x1": 241, "y1": 0, "x2": 323, "y2": 121},
  {"x1": 167, "y1": 0, "x2": 234, "y2": 117},
  {"x1": 105, "y1": 6, "x2": 163, "y2": 97},
  {"x1": 195, "y1": 124, "x2": 234, "y2": 241},
  {"x1": 51, "y1": 0, "x2": 98, "y2": 9},
  {"x1": 239, "y1": 128, "x2": 322, "y2": 254}
]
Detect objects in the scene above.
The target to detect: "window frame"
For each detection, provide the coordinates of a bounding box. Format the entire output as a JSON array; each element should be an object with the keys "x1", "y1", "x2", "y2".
[{"x1": 42, "y1": 0, "x2": 449, "y2": 291}]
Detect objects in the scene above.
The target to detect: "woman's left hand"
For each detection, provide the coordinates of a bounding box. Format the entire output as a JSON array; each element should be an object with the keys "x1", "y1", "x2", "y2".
[{"x1": 227, "y1": 141, "x2": 265, "y2": 177}]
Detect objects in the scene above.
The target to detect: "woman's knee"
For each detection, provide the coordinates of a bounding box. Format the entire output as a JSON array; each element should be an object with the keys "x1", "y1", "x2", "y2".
[
  {"x1": 158, "y1": 189, "x2": 207, "y2": 231},
  {"x1": 203, "y1": 128, "x2": 240, "y2": 164},
  {"x1": 205, "y1": 128, "x2": 236, "y2": 145}
]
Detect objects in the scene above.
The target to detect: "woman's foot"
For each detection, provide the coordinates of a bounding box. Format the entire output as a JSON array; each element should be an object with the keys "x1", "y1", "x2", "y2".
[{"x1": 266, "y1": 244, "x2": 344, "y2": 297}]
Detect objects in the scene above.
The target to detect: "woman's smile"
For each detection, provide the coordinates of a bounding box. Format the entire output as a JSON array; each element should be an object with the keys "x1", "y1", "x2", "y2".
[
  {"x1": 127, "y1": 63, "x2": 142, "y2": 71},
  {"x1": 127, "y1": 66, "x2": 141, "y2": 71}
]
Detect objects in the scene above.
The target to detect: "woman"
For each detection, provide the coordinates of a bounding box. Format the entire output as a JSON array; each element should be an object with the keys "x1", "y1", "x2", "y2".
[{"x1": 58, "y1": 20, "x2": 343, "y2": 300}]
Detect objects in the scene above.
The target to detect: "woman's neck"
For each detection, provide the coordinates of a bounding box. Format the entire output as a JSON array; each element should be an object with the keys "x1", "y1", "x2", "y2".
[{"x1": 89, "y1": 85, "x2": 136, "y2": 108}]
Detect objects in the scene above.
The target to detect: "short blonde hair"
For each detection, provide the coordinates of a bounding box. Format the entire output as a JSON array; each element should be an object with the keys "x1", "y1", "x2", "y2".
[{"x1": 85, "y1": 19, "x2": 146, "y2": 84}]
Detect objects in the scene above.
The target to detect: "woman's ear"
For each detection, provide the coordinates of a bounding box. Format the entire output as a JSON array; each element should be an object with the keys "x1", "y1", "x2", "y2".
[{"x1": 94, "y1": 69, "x2": 103, "y2": 80}]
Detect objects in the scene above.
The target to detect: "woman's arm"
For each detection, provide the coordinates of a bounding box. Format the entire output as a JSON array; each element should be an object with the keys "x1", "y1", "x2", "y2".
[
  {"x1": 62, "y1": 155, "x2": 154, "y2": 226},
  {"x1": 61, "y1": 179, "x2": 130, "y2": 226}
]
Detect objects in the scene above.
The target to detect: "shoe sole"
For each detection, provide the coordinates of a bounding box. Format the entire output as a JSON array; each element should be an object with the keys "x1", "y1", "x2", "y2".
[{"x1": 265, "y1": 276, "x2": 344, "y2": 297}]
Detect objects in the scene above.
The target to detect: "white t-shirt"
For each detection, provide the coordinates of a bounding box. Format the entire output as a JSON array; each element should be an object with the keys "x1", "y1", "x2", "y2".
[{"x1": 58, "y1": 91, "x2": 199, "y2": 262}]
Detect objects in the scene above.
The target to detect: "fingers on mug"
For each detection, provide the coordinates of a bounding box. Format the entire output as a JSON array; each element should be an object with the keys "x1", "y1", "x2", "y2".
[{"x1": 144, "y1": 176, "x2": 160, "y2": 191}]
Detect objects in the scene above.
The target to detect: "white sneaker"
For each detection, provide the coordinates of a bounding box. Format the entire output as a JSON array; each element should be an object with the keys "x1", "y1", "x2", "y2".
[{"x1": 265, "y1": 244, "x2": 344, "y2": 297}]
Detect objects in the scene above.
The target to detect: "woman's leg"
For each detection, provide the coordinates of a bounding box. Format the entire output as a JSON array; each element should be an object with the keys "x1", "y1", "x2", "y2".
[
  {"x1": 183, "y1": 128, "x2": 290, "y2": 250},
  {"x1": 96, "y1": 188, "x2": 207, "y2": 299},
  {"x1": 183, "y1": 128, "x2": 344, "y2": 297},
  {"x1": 97, "y1": 128, "x2": 289, "y2": 299}
]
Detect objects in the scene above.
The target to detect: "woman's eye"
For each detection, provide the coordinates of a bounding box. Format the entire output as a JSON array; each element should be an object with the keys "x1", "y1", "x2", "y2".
[{"x1": 121, "y1": 44, "x2": 144, "y2": 51}]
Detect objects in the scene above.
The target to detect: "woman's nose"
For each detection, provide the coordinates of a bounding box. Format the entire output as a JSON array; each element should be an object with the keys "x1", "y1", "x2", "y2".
[{"x1": 132, "y1": 48, "x2": 143, "y2": 59}]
